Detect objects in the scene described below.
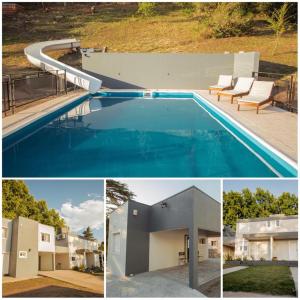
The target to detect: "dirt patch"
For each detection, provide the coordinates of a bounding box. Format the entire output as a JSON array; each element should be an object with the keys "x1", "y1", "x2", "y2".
[{"x1": 3, "y1": 277, "x2": 103, "y2": 298}]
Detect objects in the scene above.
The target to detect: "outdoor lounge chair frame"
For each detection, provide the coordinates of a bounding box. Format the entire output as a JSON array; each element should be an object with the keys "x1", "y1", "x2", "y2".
[
  {"x1": 237, "y1": 97, "x2": 275, "y2": 114},
  {"x1": 217, "y1": 91, "x2": 250, "y2": 104},
  {"x1": 208, "y1": 85, "x2": 232, "y2": 94}
]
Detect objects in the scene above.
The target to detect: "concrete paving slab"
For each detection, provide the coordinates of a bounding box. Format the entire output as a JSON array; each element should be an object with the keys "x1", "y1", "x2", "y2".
[
  {"x1": 38, "y1": 270, "x2": 103, "y2": 294},
  {"x1": 106, "y1": 273, "x2": 205, "y2": 298},
  {"x1": 107, "y1": 260, "x2": 220, "y2": 297},
  {"x1": 196, "y1": 90, "x2": 297, "y2": 161},
  {"x1": 3, "y1": 90, "x2": 87, "y2": 136},
  {"x1": 290, "y1": 267, "x2": 298, "y2": 296},
  {"x1": 223, "y1": 266, "x2": 248, "y2": 275},
  {"x1": 224, "y1": 291, "x2": 295, "y2": 298}
]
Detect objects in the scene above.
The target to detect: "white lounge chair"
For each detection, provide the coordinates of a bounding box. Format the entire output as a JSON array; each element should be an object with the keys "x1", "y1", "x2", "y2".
[
  {"x1": 237, "y1": 81, "x2": 274, "y2": 114},
  {"x1": 217, "y1": 77, "x2": 255, "y2": 104},
  {"x1": 208, "y1": 75, "x2": 233, "y2": 94}
]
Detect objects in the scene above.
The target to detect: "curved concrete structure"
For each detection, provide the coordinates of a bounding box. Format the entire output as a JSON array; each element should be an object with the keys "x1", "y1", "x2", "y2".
[{"x1": 24, "y1": 39, "x2": 102, "y2": 93}]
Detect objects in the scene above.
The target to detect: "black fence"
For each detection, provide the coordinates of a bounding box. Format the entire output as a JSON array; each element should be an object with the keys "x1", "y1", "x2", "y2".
[
  {"x1": 253, "y1": 71, "x2": 297, "y2": 112},
  {"x1": 2, "y1": 69, "x2": 80, "y2": 114}
]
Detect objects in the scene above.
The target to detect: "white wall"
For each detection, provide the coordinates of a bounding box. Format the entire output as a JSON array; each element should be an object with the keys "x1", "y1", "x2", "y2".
[
  {"x1": 237, "y1": 218, "x2": 298, "y2": 236},
  {"x1": 107, "y1": 202, "x2": 128, "y2": 277},
  {"x1": 149, "y1": 229, "x2": 187, "y2": 271},
  {"x1": 38, "y1": 224, "x2": 55, "y2": 252}
]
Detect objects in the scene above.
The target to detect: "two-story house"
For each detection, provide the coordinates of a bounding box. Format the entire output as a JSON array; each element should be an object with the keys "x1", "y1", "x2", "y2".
[
  {"x1": 2, "y1": 216, "x2": 101, "y2": 278},
  {"x1": 235, "y1": 214, "x2": 298, "y2": 261}
]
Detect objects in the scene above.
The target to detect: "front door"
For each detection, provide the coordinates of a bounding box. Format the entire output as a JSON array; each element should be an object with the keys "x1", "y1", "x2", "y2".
[{"x1": 38, "y1": 255, "x2": 41, "y2": 271}]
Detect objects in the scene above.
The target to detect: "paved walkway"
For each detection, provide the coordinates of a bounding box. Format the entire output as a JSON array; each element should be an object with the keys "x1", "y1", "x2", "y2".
[
  {"x1": 196, "y1": 90, "x2": 298, "y2": 161},
  {"x1": 290, "y1": 267, "x2": 298, "y2": 296},
  {"x1": 38, "y1": 270, "x2": 103, "y2": 294},
  {"x1": 107, "y1": 272, "x2": 205, "y2": 298},
  {"x1": 3, "y1": 275, "x2": 41, "y2": 283},
  {"x1": 3, "y1": 90, "x2": 87, "y2": 136},
  {"x1": 224, "y1": 291, "x2": 295, "y2": 298},
  {"x1": 223, "y1": 266, "x2": 248, "y2": 275}
]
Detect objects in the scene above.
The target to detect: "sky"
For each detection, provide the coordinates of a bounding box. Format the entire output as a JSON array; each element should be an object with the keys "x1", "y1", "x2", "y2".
[
  {"x1": 25, "y1": 180, "x2": 104, "y2": 241},
  {"x1": 223, "y1": 179, "x2": 298, "y2": 196},
  {"x1": 119, "y1": 179, "x2": 221, "y2": 205}
]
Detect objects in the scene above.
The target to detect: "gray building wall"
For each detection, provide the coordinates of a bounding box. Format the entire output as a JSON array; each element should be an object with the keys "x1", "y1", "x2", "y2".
[
  {"x1": 107, "y1": 202, "x2": 129, "y2": 277},
  {"x1": 2, "y1": 218, "x2": 13, "y2": 275},
  {"x1": 82, "y1": 52, "x2": 259, "y2": 89},
  {"x1": 125, "y1": 201, "x2": 150, "y2": 276},
  {"x1": 9, "y1": 216, "x2": 39, "y2": 278}
]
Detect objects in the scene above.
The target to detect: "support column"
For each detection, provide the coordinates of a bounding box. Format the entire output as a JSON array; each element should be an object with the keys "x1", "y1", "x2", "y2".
[
  {"x1": 270, "y1": 236, "x2": 273, "y2": 260},
  {"x1": 242, "y1": 238, "x2": 245, "y2": 260},
  {"x1": 188, "y1": 225, "x2": 198, "y2": 289}
]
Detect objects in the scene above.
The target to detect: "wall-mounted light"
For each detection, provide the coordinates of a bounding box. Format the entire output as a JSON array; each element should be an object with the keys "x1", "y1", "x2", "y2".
[
  {"x1": 161, "y1": 202, "x2": 168, "y2": 208},
  {"x1": 133, "y1": 209, "x2": 138, "y2": 216}
]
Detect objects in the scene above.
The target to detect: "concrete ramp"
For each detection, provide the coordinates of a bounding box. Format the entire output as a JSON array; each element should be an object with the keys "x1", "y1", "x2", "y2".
[{"x1": 24, "y1": 39, "x2": 102, "y2": 93}]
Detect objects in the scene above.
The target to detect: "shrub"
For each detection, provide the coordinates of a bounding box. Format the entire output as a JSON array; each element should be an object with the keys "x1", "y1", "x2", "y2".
[
  {"x1": 224, "y1": 253, "x2": 233, "y2": 261},
  {"x1": 260, "y1": 257, "x2": 266, "y2": 261},
  {"x1": 197, "y1": 3, "x2": 253, "y2": 39},
  {"x1": 79, "y1": 264, "x2": 85, "y2": 271},
  {"x1": 72, "y1": 266, "x2": 79, "y2": 271},
  {"x1": 137, "y1": 3, "x2": 157, "y2": 17}
]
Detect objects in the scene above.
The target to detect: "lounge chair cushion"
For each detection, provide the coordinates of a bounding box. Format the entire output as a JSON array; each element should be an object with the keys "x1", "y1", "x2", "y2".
[
  {"x1": 209, "y1": 75, "x2": 232, "y2": 89},
  {"x1": 239, "y1": 81, "x2": 274, "y2": 104},
  {"x1": 220, "y1": 77, "x2": 254, "y2": 95}
]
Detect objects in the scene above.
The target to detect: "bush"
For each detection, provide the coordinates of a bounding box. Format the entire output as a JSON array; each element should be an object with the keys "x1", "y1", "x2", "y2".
[
  {"x1": 72, "y1": 266, "x2": 79, "y2": 271},
  {"x1": 79, "y1": 264, "x2": 85, "y2": 271},
  {"x1": 137, "y1": 3, "x2": 157, "y2": 17},
  {"x1": 224, "y1": 253, "x2": 233, "y2": 261},
  {"x1": 197, "y1": 3, "x2": 253, "y2": 39}
]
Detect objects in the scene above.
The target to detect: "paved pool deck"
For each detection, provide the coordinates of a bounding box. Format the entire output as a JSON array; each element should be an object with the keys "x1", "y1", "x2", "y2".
[
  {"x1": 3, "y1": 89, "x2": 297, "y2": 162},
  {"x1": 196, "y1": 90, "x2": 297, "y2": 162},
  {"x1": 2, "y1": 90, "x2": 87, "y2": 137}
]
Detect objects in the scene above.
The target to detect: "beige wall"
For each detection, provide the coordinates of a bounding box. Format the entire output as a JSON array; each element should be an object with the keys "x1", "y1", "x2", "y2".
[
  {"x1": 9, "y1": 217, "x2": 39, "y2": 278},
  {"x1": 149, "y1": 229, "x2": 187, "y2": 271},
  {"x1": 223, "y1": 245, "x2": 234, "y2": 258}
]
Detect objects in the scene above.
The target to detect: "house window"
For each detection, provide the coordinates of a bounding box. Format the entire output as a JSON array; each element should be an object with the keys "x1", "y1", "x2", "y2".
[
  {"x1": 2, "y1": 227, "x2": 7, "y2": 239},
  {"x1": 41, "y1": 233, "x2": 50, "y2": 242},
  {"x1": 71, "y1": 257, "x2": 76, "y2": 261},
  {"x1": 275, "y1": 220, "x2": 280, "y2": 227},
  {"x1": 211, "y1": 241, "x2": 217, "y2": 247},
  {"x1": 199, "y1": 238, "x2": 206, "y2": 244},
  {"x1": 113, "y1": 232, "x2": 121, "y2": 254},
  {"x1": 267, "y1": 221, "x2": 271, "y2": 227},
  {"x1": 244, "y1": 246, "x2": 248, "y2": 251},
  {"x1": 240, "y1": 246, "x2": 243, "y2": 251}
]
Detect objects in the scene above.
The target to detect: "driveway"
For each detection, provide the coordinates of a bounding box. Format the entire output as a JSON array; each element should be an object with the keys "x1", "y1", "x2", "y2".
[
  {"x1": 39, "y1": 270, "x2": 103, "y2": 294},
  {"x1": 107, "y1": 259, "x2": 220, "y2": 297}
]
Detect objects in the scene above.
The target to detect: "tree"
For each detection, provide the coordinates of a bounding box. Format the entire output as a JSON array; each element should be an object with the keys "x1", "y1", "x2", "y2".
[
  {"x1": 106, "y1": 179, "x2": 136, "y2": 215},
  {"x1": 2, "y1": 180, "x2": 65, "y2": 232},
  {"x1": 83, "y1": 226, "x2": 95, "y2": 240},
  {"x1": 266, "y1": 3, "x2": 294, "y2": 55},
  {"x1": 223, "y1": 187, "x2": 298, "y2": 230}
]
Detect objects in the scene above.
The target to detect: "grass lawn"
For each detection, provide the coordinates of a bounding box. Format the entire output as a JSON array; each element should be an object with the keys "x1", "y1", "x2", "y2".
[
  {"x1": 2, "y1": 3, "x2": 297, "y2": 75},
  {"x1": 223, "y1": 266, "x2": 296, "y2": 296},
  {"x1": 3, "y1": 277, "x2": 103, "y2": 297}
]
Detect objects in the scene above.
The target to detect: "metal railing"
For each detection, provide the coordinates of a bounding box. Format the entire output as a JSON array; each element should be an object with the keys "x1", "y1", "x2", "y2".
[
  {"x1": 252, "y1": 71, "x2": 297, "y2": 113},
  {"x1": 2, "y1": 69, "x2": 80, "y2": 115}
]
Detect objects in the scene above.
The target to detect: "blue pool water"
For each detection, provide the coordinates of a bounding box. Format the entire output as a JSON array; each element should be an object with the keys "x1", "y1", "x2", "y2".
[{"x1": 3, "y1": 95, "x2": 282, "y2": 177}]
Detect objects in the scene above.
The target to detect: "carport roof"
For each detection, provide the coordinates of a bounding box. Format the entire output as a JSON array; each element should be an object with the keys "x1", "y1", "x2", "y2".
[{"x1": 243, "y1": 231, "x2": 298, "y2": 240}]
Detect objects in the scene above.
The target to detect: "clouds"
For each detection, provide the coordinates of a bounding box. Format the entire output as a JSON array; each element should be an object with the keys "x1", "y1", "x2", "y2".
[{"x1": 59, "y1": 198, "x2": 104, "y2": 232}]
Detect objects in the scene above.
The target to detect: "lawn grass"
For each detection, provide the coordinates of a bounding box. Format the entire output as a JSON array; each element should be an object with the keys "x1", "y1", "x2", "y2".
[
  {"x1": 2, "y1": 3, "x2": 297, "y2": 75},
  {"x1": 223, "y1": 265, "x2": 296, "y2": 296}
]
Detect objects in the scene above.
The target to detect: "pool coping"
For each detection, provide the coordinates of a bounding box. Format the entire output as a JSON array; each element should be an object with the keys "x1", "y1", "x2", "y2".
[{"x1": 2, "y1": 89, "x2": 298, "y2": 177}]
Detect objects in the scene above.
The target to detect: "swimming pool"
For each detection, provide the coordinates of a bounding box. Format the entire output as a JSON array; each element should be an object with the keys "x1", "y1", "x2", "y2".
[{"x1": 2, "y1": 91, "x2": 297, "y2": 177}]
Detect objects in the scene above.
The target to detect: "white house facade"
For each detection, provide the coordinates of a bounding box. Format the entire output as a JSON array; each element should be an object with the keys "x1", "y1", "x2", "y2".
[{"x1": 235, "y1": 214, "x2": 298, "y2": 261}]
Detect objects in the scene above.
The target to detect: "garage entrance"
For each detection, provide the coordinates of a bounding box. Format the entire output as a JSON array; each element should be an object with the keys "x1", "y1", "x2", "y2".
[{"x1": 38, "y1": 252, "x2": 55, "y2": 271}]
